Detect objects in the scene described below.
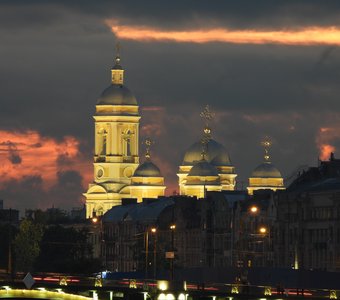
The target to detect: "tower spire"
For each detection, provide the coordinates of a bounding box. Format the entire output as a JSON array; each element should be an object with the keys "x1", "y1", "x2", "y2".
[
  {"x1": 199, "y1": 105, "x2": 214, "y2": 158},
  {"x1": 114, "y1": 42, "x2": 121, "y2": 66},
  {"x1": 261, "y1": 137, "x2": 272, "y2": 163},
  {"x1": 111, "y1": 41, "x2": 124, "y2": 85},
  {"x1": 200, "y1": 105, "x2": 215, "y2": 138}
]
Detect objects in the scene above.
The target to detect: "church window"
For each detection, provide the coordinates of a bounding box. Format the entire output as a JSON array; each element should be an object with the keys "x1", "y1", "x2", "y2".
[
  {"x1": 98, "y1": 128, "x2": 107, "y2": 156},
  {"x1": 122, "y1": 129, "x2": 133, "y2": 156}
]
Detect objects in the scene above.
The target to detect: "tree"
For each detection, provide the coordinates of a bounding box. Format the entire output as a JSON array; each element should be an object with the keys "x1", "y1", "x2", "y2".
[
  {"x1": 14, "y1": 219, "x2": 43, "y2": 272},
  {"x1": 35, "y1": 225, "x2": 100, "y2": 274},
  {"x1": 0, "y1": 223, "x2": 17, "y2": 272}
]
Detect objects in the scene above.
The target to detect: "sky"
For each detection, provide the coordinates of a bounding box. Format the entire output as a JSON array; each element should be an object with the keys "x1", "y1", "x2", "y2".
[{"x1": 1, "y1": 0, "x2": 340, "y2": 212}]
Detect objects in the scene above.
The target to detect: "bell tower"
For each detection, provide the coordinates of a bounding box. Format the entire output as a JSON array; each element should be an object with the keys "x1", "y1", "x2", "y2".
[{"x1": 84, "y1": 47, "x2": 140, "y2": 218}]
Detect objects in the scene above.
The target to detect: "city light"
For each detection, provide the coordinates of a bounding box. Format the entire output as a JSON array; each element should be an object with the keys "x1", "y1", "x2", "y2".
[
  {"x1": 151, "y1": 227, "x2": 157, "y2": 233},
  {"x1": 170, "y1": 224, "x2": 176, "y2": 230},
  {"x1": 250, "y1": 206, "x2": 258, "y2": 213},
  {"x1": 157, "y1": 280, "x2": 169, "y2": 291},
  {"x1": 259, "y1": 227, "x2": 267, "y2": 234}
]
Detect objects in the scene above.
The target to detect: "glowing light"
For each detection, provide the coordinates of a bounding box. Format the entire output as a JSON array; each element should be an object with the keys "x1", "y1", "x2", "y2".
[
  {"x1": 178, "y1": 294, "x2": 186, "y2": 300},
  {"x1": 330, "y1": 290, "x2": 337, "y2": 299},
  {"x1": 170, "y1": 224, "x2": 176, "y2": 230},
  {"x1": 0, "y1": 289, "x2": 91, "y2": 300},
  {"x1": 92, "y1": 217, "x2": 98, "y2": 224},
  {"x1": 158, "y1": 293, "x2": 166, "y2": 300},
  {"x1": 106, "y1": 21, "x2": 340, "y2": 46},
  {"x1": 259, "y1": 227, "x2": 267, "y2": 234},
  {"x1": 157, "y1": 281, "x2": 168, "y2": 291},
  {"x1": 250, "y1": 206, "x2": 258, "y2": 213},
  {"x1": 151, "y1": 227, "x2": 157, "y2": 233},
  {"x1": 166, "y1": 294, "x2": 175, "y2": 300},
  {"x1": 264, "y1": 287, "x2": 272, "y2": 296},
  {"x1": 231, "y1": 285, "x2": 239, "y2": 294}
]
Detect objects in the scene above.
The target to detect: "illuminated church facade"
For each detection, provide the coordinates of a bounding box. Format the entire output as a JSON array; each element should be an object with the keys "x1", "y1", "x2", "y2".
[
  {"x1": 83, "y1": 54, "x2": 165, "y2": 218},
  {"x1": 84, "y1": 53, "x2": 285, "y2": 218}
]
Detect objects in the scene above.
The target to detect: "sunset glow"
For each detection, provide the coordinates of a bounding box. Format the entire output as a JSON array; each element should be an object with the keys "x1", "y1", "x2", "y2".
[
  {"x1": 316, "y1": 127, "x2": 339, "y2": 161},
  {"x1": 319, "y1": 144, "x2": 336, "y2": 161},
  {"x1": 106, "y1": 21, "x2": 340, "y2": 46},
  {"x1": 0, "y1": 130, "x2": 92, "y2": 189}
]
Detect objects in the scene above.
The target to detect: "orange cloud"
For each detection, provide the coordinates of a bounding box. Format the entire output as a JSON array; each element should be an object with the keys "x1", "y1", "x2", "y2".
[
  {"x1": 319, "y1": 144, "x2": 335, "y2": 161},
  {"x1": 316, "y1": 127, "x2": 340, "y2": 161},
  {"x1": 106, "y1": 20, "x2": 340, "y2": 46},
  {"x1": 0, "y1": 130, "x2": 92, "y2": 190}
]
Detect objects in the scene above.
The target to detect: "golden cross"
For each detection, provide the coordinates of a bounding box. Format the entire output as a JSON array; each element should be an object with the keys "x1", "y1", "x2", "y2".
[
  {"x1": 261, "y1": 137, "x2": 272, "y2": 162},
  {"x1": 143, "y1": 137, "x2": 154, "y2": 159},
  {"x1": 200, "y1": 105, "x2": 215, "y2": 127}
]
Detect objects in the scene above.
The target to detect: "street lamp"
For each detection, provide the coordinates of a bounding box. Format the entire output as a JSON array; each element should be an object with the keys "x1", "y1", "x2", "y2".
[
  {"x1": 258, "y1": 226, "x2": 268, "y2": 266},
  {"x1": 250, "y1": 205, "x2": 258, "y2": 214},
  {"x1": 259, "y1": 227, "x2": 267, "y2": 234},
  {"x1": 169, "y1": 224, "x2": 176, "y2": 280},
  {"x1": 145, "y1": 227, "x2": 157, "y2": 279},
  {"x1": 151, "y1": 227, "x2": 157, "y2": 279}
]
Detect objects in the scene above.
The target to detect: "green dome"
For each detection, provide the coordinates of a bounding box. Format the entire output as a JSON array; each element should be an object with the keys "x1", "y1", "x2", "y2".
[
  {"x1": 183, "y1": 139, "x2": 231, "y2": 166},
  {"x1": 251, "y1": 162, "x2": 282, "y2": 178},
  {"x1": 97, "y1": 84, "x2": 137, "y2": 105},
  {"x1": 133, "y1": 161, "x2": 162, "y2": 177}
]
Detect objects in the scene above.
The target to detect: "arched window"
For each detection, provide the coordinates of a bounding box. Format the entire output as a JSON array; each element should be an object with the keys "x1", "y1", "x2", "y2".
[
  {"x1": 122, "y1": 129, "x2": 134, "y2": 157},
  {"x1": 98, "y1": 128, "x2": 107, "y2": 156}
]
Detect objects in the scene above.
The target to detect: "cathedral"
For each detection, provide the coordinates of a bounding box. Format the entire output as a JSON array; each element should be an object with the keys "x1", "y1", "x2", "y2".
[{"x1": 84, "y1": 53, "x2": 285, "y2": 218}]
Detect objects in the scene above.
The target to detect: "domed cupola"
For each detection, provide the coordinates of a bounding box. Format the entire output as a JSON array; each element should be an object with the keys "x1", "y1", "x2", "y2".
[
  {"x1": 188, "y1": 159, "x2": 219, "y2": 178},
  {"x1": 178, "y1": 105, "x2": 237, "y2": 195},
  {"x1": 251, "y1": 162, "x2": 282, "y2": 178},
  {"x1": 247, "y1": 139, "x2": 285, "y2": 195},
  {"x1": 130, "y1": 138, "x2": 166, "y2": 202},
  {"x1": 133, "y1": 161, "x2": 162, "y2": 177},
  {"x1": 181, "y1": 127, "x2": 222, "y2": 198},
  {"x1": 183, "y1": 139, "x2": 232, "y2": 166},
  {"x1": 96, "y1": 49, "x2": 138, "y2": 106}
]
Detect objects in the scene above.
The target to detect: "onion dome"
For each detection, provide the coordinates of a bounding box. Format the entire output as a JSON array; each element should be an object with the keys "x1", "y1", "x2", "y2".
[
  {"x1": 188, "y1": 159, "x2": 219, "y2": 177},
  {"x1": 183, "y1": 139, "x2": 231, "y2": 166},
  {"x1": 96, "y1": 52, "x2": 137, "y2": 106},
  {"x1": 251, "y1": 162, "x2": 282, "y2": 178},
  {"x1": 133, "y1": 161, "x2": 162, "y2": 177}
]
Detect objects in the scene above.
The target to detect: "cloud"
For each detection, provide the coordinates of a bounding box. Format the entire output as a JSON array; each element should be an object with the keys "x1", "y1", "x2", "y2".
[
  {"x1": 107, "y1": 21, "x2": 340, "y2": 46},
  {"x1": 315, "y1": 127, "x2": 340, "y2": 160},
  {"x1": 0, "y1": 130, "x2": 92, "y2": 211},
  {"x1": 1, "y1": 0, "x2": 340, "y2": 211}
]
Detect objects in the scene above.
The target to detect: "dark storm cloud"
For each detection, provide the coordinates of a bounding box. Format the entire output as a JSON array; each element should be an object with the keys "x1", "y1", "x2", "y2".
[
  {"x1": 0, "y1": 171, "x2": 84, "y2": 212},
  {"x1": 9, "y1": 153, "x2": 22, "y2": 165},
  {"x1": 2, "y1": 0, "x2": 340, "y2": 30},
  {"x1": 1, "y1": 1, "x2": 340, "y2": 211},
  {"x1": 0, "y1": 140, "x2": 22, "y2": 164}
]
